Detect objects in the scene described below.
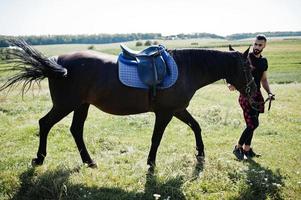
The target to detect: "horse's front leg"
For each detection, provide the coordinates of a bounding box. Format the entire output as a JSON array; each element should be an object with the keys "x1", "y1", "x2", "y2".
[
  {"x1": 147, "y1": 112, "x2": 173, "y2": 167},
  {"x1": 174, "y1": 109, "x2": 205, "y2": 162}
]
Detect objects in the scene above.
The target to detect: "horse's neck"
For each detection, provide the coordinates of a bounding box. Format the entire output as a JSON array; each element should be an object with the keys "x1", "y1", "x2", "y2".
[{"x1": 172, "y1": 49, "x2": 232, "y2": 89}]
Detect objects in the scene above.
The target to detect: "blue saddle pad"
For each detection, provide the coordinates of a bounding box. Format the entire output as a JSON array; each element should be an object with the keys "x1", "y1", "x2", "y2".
[{"x1": 118, "y1": 46, "x2": 178, "y2": 89}]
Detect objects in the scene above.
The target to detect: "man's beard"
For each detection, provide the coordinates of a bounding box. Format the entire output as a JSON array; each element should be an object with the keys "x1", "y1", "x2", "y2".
[{"x1": 253, "y1": 48, "x2": 262, "y2": 55}]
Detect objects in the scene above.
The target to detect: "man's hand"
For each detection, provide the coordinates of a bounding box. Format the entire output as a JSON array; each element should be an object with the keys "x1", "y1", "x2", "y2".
[
  {"x1": 265, "y1": 93, "x2": 275, "y2": 111},
  {"x1": 227, "y1": 84, "x2": 236, "y2": 91},
  {"x1": 268, "y1": 93, "x2": 275, "y2": 100}
]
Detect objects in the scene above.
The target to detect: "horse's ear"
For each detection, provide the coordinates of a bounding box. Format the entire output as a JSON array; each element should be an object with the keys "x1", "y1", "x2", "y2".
[
  {"x1": 229, "y1": 44, "x2": 235, "y2": 51},
  {"x1": 242, "y1": 45, "x2": 251, "y2": 58}
]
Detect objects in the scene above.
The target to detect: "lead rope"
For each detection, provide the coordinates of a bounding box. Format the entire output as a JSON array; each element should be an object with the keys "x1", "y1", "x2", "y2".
[{"x1": 246, "y1": 54, "x2": 274, "y2": 111}]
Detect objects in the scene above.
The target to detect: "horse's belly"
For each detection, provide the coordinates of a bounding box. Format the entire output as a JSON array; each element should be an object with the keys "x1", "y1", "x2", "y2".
[
  {"x1": 88, "y1": 88, "x2": 150, "y2": 115},
  {"x1": 94, "y1": 104, "x2": 149, "y2": 115}
]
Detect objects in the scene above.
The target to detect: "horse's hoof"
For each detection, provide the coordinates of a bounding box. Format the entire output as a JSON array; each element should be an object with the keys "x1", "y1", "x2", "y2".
[
  {"x1": 147, "y1": 160, "x2": 156, "y2": 167},
  {"x1": 86, "y1": 161, "x2": 98, "y2": 168},
  {"x1": 196, "y1": 155, "x2": 205, "y2": 163},
  {"x1": 147, "y1": 165, "x2": 156, "y2": 175},
  {"x1": 31, "y1": 158, "x2": 43, "y2": 166}
]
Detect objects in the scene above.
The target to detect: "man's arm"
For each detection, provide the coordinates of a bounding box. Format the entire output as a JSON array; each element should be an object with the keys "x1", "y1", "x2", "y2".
[
  {"x1": 261, "y1": 71, "x2": 275, "y2": 100},
  {"x1": 261, "y1": 71, "x2": 272, "y2": 94}
]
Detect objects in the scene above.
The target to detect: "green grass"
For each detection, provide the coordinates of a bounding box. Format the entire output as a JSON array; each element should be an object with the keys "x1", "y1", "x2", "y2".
[{"x1": 0, "y1": 38, "x2": 301, "y2": 200}]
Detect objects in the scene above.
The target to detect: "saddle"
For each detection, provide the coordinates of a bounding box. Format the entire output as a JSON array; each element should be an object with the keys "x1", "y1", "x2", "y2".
[{"x1": 120, "y1": 44, "x2": 167, "y2": 92}]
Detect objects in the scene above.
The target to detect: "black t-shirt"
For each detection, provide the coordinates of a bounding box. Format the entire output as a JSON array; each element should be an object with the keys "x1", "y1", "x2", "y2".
[{"x1": 249, "y1": 53, "x2": 268, "y2": 91}]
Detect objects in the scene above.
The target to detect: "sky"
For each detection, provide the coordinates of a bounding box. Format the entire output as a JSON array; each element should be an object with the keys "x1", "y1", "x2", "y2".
[{"x1": 0, "y1": 0, "x2": 300, "y2": 36}]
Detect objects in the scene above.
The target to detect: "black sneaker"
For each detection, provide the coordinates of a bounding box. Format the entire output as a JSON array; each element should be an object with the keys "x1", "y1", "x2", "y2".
[
  {"x1": 244, "y1": 148, "x2": 261, "y2": 159},
  {"x1": 233, "y1": 145, "x2": 244, "y2": 160}
]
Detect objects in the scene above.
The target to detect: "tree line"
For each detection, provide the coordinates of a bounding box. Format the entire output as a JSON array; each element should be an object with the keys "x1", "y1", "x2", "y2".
[
  {"x1": 0, "y1": 33, "x2": 162, "y2": 47},
  {"x1": 0, "y1": 31, "x2": 300, "y2": 47},
  {"x1": 225, "y1": 31, "x2": 301, "y2": 40}
]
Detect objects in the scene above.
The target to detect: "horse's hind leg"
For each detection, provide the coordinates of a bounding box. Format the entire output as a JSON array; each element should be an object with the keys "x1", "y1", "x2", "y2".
[
  {"x1": 32, "y1": 106, "x2": 73, "y2": 166},
  {"x1": 174, "y1": 109, "x2": 205, "y2": 162},
  {"x1": 70, "y1": 103, "x2": 97, "y2": 168}
]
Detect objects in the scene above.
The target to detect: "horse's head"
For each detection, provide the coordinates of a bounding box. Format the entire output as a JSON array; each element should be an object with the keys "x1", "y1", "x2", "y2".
[{"x1": 228, "y1": 45, "x2": 257, "y2": 98}]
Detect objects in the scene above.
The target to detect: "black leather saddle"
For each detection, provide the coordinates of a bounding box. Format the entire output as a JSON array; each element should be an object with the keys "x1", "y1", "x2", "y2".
[{"x1": 120, "y1": 44, "x2": 167, "y2": 91}]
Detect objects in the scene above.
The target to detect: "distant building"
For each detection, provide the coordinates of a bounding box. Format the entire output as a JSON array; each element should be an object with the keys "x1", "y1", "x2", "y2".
[{"x1": 165, "y1": 35, "x2": 178, "y2": 40}]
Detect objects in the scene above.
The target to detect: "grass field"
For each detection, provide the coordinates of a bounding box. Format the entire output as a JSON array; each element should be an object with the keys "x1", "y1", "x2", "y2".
[{"x1": 0, "y1": 38, "x2": 300, "y2": 200}]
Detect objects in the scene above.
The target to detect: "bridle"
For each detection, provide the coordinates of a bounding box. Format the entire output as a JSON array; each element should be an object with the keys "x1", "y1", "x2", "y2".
[
  {"x1": 233, "y1": 52, "x2": 264, "y2": 112},
  {"x1": 244, "y1": 54, "x2": 274, "y2": 111},
  {"x1": 243, "y1": 55, "x2": 259, "y2": 110},
  {"x1": 235, "y1": 52, "x2": 256, "y2": 100}
]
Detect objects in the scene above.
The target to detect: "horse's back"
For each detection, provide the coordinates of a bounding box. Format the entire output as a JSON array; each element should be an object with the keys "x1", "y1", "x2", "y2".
[
  {"x1": 49, "y1": 51, "x2": 150, "y2": 115},
  {"x1": 57, "y1": 50, "x2": 117, "y2": 67}
]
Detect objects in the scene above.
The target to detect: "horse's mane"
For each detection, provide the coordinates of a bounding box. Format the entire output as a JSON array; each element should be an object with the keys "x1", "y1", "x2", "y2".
[
  {"x1": 171, "y1": 48, "x2": 236, "y2": 68},
  {"x1": 169, "y1": 48, "x2": 245, "y2": 88},
  {"x1": 170, "y1": 48, "x2": 238, "y2": 79}
]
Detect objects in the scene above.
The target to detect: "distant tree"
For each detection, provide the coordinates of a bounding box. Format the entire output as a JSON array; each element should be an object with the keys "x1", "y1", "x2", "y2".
[
  {"x1": 144, "y1": 40, "x2": 152, "y2": 46},
  {"x1": 0, "y1": 48, "x2": 3, "y2": 60},
  {"x1": 5, "y1": 53, "x2": 11, "y2": 60},
  {"x1": 153, "y1": 41, "x2": 159, "y2": 45},
  {"x1": 136, "y1": 41, "x2": 143, "y2": 46},
  {"x1": 88, "y1": 45, "x2": 95, "y2": 50}
]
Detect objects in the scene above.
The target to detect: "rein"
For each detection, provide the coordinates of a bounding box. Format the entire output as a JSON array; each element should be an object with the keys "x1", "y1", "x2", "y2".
[
  {"x1": 264, "y1": 94, "x2": 274, "y2": 111},
  {"x1": 245, "y1": 54, "x2": 274, "y2": 111},
  {"x1": 247, "y1": 92, "x2": 274, "y2": 112}
]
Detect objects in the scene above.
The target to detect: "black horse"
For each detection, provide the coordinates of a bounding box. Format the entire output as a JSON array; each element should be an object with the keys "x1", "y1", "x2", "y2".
[{"x1": 0, "y1": 40, "x2": 256, "y2": 168}]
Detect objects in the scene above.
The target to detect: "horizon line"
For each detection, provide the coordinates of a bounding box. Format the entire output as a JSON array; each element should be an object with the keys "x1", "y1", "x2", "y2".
[{"x1": 1, "y1": 30, "x2": 301, "y2": 38}]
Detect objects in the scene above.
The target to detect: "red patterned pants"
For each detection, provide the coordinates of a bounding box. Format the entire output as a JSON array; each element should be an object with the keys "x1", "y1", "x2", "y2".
[{"x1": 238, "y1": 91, "x2": 264, "y2": 145}]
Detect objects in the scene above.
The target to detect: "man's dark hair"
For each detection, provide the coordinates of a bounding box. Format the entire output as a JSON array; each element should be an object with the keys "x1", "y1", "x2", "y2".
[{"x1": 256, "y1": 34, "x2": 267, "y2": 42}]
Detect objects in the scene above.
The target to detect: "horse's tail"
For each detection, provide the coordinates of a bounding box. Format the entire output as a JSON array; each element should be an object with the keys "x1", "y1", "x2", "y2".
[{"x1": 0, "y1": 39, "x2": 67, "y2": 93}]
